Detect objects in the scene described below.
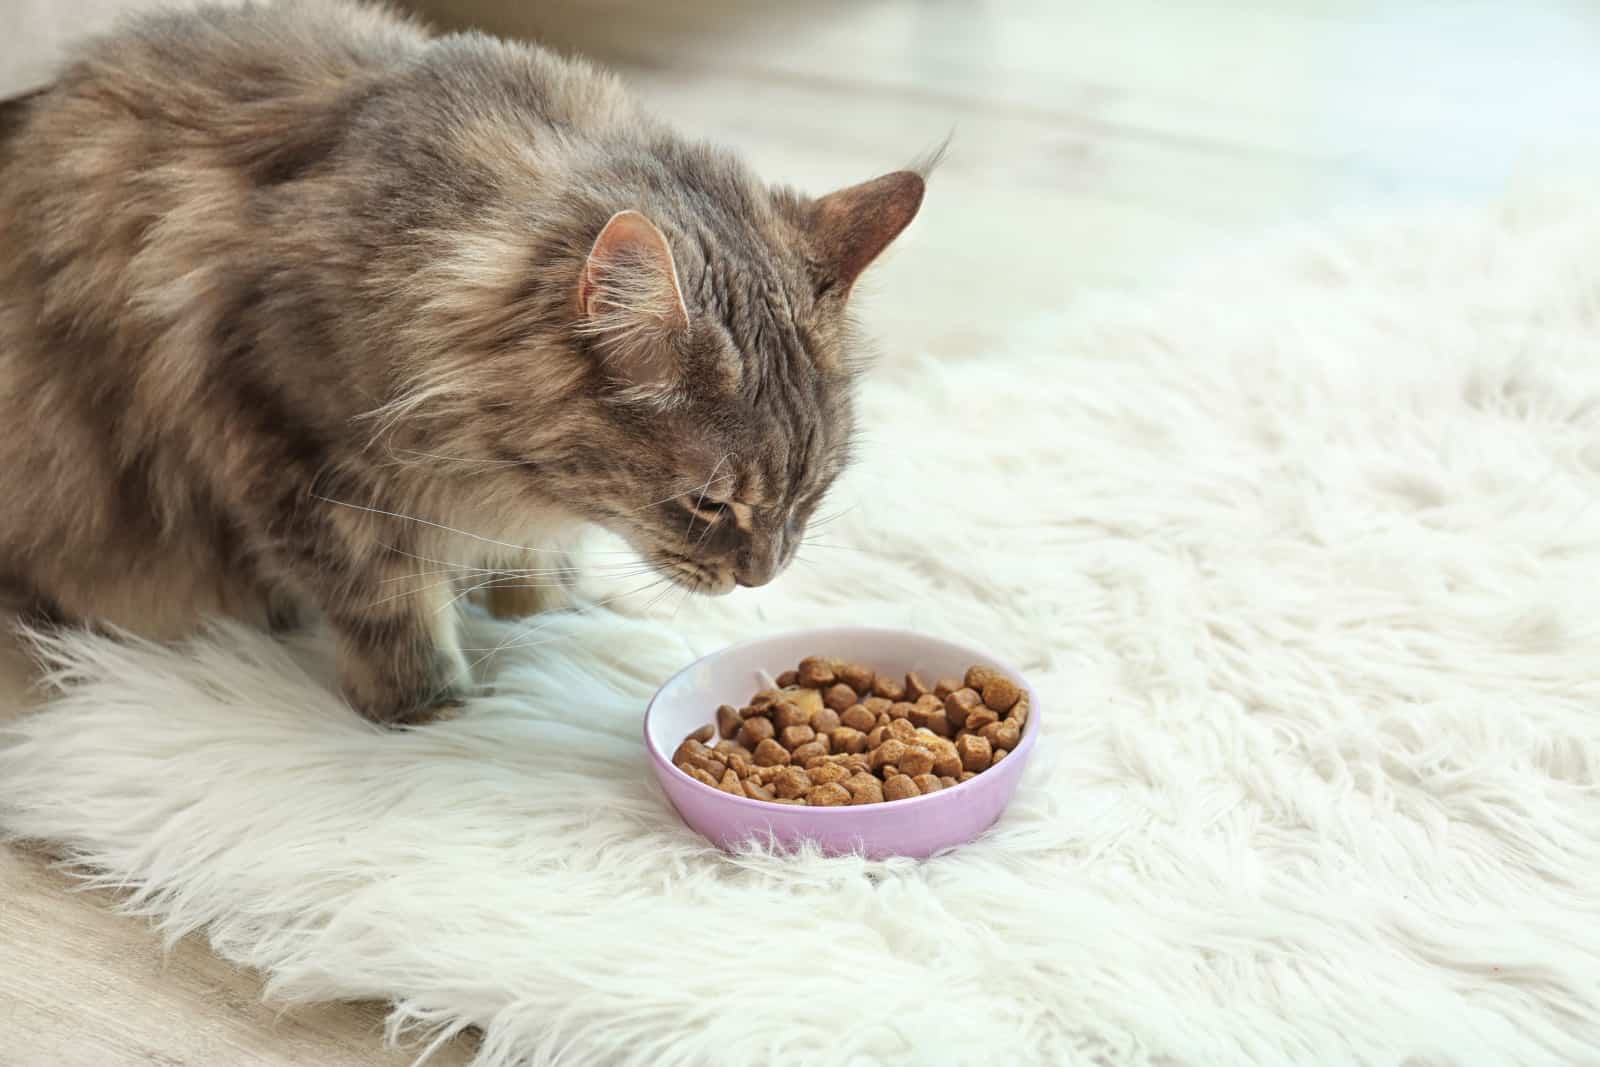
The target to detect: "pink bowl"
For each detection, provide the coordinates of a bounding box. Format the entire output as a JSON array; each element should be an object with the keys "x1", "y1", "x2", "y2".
[{"x1": 644, "y1": 627, "x2": 1040, "y2": 859}]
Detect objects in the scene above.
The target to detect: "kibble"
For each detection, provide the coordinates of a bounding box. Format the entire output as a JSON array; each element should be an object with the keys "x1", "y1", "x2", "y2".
[
  {"x1": 753, "y1": 737, "x2": 791, "y2": 767},
  {"x1": 811, "y1": 707, "x2": 842, "y2": 735},
  {"x1": 840, "y1": 704, "x2": 876, "y2": 732},
  {"x1": 830, "y1": 726, "x2": 869, "y2": 754},
  {"x1": 839, "y1": 663, "x2": 876, "y2": 694},
  {"x1": 982, "y1": 676, "x2": 1022, "y2": 713},
  {"x1": 673, "y1": 656, "x2": 1029, "y2": 805},
  {"x1": 872, "y1": 675, "x2": 906, "y2": 702},
  {"x1": 823, "y1": 683, "x2": 859, "y2": 712},
  {"x1": 956, "y1": 734, "x2": 992, "y2": 772},
  {"x1": 736, "y1": 716, "x2": 775, "y2": 749},
  {"x1": 883, "y1": 774, "x2": 920, "y2": 801}
]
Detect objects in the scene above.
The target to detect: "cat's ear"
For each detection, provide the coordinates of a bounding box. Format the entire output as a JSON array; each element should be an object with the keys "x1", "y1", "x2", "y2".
[
  {"x1": 577, "y1": 210, "x2": 690, "y2": 402},
  {"x1": 807, "y1": 171, "x2": 925, "y2": 299}
]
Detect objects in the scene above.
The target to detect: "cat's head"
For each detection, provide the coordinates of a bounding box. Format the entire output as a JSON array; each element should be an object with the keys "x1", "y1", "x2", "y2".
[{"x1": 556, "y1": 167, "x2": 925, "y2": 594}]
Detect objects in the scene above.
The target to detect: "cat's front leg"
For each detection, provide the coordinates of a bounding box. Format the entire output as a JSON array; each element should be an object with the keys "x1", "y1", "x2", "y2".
[
  {"x1": 333, "y1": 614, "x2": 468, "y2": 725},
  {"x1": 265, "y1": 526, "x2": 471, "y2": 724},
  {"x1": 323, "y1": 561, "x2": 473, "y2": 725}
]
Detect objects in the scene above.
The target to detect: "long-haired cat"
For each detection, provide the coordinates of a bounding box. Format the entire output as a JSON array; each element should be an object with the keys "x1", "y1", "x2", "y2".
[{"x1": 0, "y1": 1, "x2": 926, "y2": 724}]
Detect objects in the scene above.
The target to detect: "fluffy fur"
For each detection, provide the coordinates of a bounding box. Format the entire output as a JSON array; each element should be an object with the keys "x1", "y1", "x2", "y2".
[
  {"x1": 4, "y1": 185, "x2": 1600, "y2": 1066},
  {"x1": 0, "y1": 0, "x2": 922, "y2": 724}
]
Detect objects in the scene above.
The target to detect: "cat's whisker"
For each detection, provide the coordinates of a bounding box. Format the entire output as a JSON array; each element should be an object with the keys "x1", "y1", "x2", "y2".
[{"x1": 319, "y1": 495, "x2": 638, "y2": 557}]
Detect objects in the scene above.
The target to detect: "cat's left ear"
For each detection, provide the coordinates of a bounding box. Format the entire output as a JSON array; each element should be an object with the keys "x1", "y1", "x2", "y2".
[
  {"x1": 806, "y1": 171, "x2": 925, "y2": 299},
  {"x1": 578, "y1": 209, "x2": 690, "y2": 402}
]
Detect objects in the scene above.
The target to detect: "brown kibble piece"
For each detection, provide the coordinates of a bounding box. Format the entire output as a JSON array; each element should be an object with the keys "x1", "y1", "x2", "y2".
[
  {"x1": 872, "y1": 675, "x2": 906, "y2": 702},
  {"x1": 823, "y1": 683, "x2": 858, "y2": 712},
  {"x1": 923, "y1": 709, "x2": 952, "y2": 738},
  {"x1": 940, "y1": 775, "x2": 958, "y2": 789},
  {"x1": 774, "y1": 701, "x2": 811, "y2": 730},
  {"x1": 913, "y1": 773, "x2": 943, "y2": 794},
  {"x1": 830, "y1": 726, "x2": 869, "y2": 755},
  {"x1": 887, "y1": 717, "x2": 917, "y2": 743},
  {"x1": 883, "y1": 774, "x2": 919, "y2": 801},
  {"x1": 775, "y1": 669, "x2": 798, "y2": 688},
  {"x1": 944, "y1": 688, "x2": 983, "y2": 729},
  {"x1": 904, "y1": 672, "x2": 931, "y2": 700},
  {"x1": 727, "y1": 752, "x2": 754, "y2": 778},
  {"x1": 753, "y1": 737, "x2": 791, "y2": 767},
  {"x1": 956, "y1": 734, "x2": 992, "y2": 772},
  {"x1": 835, "y1": 754, "x2": 872, "y2": 775},
  {"x1": 811, "y1": 762, "x2": 851, "y2": 785},
  {"x1": 887, "y1": 701, "x2": 917, "y2": 721},
  {"x1": 840, "y1": 705, "x2": 876, "y2": 732},
  {"x1": 992, "y1": 748, "x2": 1009, "y2": 765},
  {"x1": 791, "y1": 741, "x2": 828, "y2": 765},
  {"x1": 809, "y1": 782, "x2": 851, "y2": 807},
  {"x1": 682, "y1": 764, "x2": 718, "y2": 787},
  {"x1": 899, "y1": 747, "x2": 935, "y2": 777},
  {"x1": 964, "y1": 666, "x2": 998, "y2": 693},
  {"x1": 963, "y1": 706, "x2": 1000, "y2": 733},
  {"x1": 845, "y1": 773, "x2": 885, "y2": 805},
  {"x1": 871, "y1": 738, "x2": 908, "y2": 770},
  {"x1": 959, "y1": 771, "x2": 977, "y2": 782},
  {"x1": 737, "y1": 717, "x2": 775, "y2": 748},
  {"x1": 689, "y1": 723, "x2": 715, "y2": 744},
  {"x1": 796, "y1": 656, "x2": 835, "y2": 688},
  {"x1": 784, "y1": 687, "x2": 825, "y2": 717},
  {"x1": 810, "y1": 707, "x2": 842, "y2": 735},
  {"x1": 880, "y1": 764, "x2": 899, "y2": 779},
  {"x1": 933, "y1": 677, "x2": 963, "y2": 700},
  {"x1": 981, "y1": 719, "x2": 1022, "y2": 751},
  {"x1": 931, "y1": 745, "x2": 963, "y2": 778},
  {"x1": 862, "y1": 696, "x2": 892, "y2": 715},
  {"x1": 749, "y1": 688, "x2": 784, "y2": 709},
  {"x1": 770, "y1": 797, "x2": 805, "y2": 805},
  {"x1": 738, "y1": 704, "x2": 770, "y2": 720},
  {"x1": 1008, "y1": 696, "x2": 1029, "y2": 728},
  {"x1": 773, "y1": 766, "x2": 813, "y2": 799},
  {"x1": 982, "y1": 676, "x2": 1022, "y2": 713},
  {"x1": 876, "y1": 712, "x2": 892, "y2": 729},
  {"x1": 780, "y1": 724, "x2": 816, "y2": 750},
  {"x1": 717, "y1": 769, "x2": 743, "y2": 795},
  {"x1": 866, "y1": 725, "x2": 888, "y2": 748},
  {"x1": 743, "y1": 779, "x2": 774, "y2": 801},
  {"x1": 838, "y1": 663, "x2": 875, "y2": 694}
]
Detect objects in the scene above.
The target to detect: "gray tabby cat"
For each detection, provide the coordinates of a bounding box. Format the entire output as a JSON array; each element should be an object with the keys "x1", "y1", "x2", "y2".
[{"x1": 0, "y1": 0, "x2": 925, "y2": 724}]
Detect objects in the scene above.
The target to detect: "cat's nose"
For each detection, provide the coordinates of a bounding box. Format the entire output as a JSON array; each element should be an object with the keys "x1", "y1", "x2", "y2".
[{"x1": 734, "y1": 547, "x2": 780, "y2": 588}]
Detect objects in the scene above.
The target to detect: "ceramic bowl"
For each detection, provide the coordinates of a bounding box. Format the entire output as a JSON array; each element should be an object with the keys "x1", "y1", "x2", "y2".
[{"x1": 643, "y1": 626, "x2": 1039, "y2": 859}]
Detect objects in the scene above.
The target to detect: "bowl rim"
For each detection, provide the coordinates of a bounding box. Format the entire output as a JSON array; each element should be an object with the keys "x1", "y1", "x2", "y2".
[{"x1": 642, "y1": 625, "x2": 1041, "y2": 815}]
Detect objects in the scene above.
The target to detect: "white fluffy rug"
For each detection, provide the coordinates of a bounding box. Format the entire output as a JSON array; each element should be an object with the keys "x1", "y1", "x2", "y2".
[{"x1": 4, "y1": 186, "x2": 1600, "y2": 1067}]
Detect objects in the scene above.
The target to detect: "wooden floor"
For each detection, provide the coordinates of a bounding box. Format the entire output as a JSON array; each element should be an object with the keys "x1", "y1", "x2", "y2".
[{"x1": 4, "y1": 1, "x2": 1600, "y2": 1063}]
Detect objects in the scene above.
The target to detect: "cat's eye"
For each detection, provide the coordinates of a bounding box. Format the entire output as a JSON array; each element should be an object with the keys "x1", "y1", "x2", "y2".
[{"x1": 680, "y1": 495, "x2": 730, "y2": 523}]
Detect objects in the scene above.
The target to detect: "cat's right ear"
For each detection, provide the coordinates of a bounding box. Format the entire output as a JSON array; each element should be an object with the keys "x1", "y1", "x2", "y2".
[{"x1": 577, "y1": 210, "x2": 690, "y2": 404}]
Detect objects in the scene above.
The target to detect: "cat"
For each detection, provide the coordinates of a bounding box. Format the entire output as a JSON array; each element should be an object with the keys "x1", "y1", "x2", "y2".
[{"x1": 0, "y1": 0, "x2": 926, "y2": 724}]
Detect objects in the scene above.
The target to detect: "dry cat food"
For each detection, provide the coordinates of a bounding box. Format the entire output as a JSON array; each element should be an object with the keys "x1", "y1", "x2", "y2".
[{"x1": 672, "y1": 657, "x2": 1030, "y2": 806}]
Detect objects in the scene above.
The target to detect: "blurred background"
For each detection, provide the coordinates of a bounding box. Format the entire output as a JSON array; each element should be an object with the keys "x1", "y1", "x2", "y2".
[
  {"x1": 9, "y1": 0, "x2": 1600, "y2": 359},
  {"x1": 402, "y1": 0, "x2": 1600, "y2": 357}
]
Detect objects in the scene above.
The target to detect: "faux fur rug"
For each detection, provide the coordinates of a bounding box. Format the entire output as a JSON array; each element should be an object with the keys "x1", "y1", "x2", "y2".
[{"x1": 4, "y1": 186, "x2": 1600, "y2": 1067}]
